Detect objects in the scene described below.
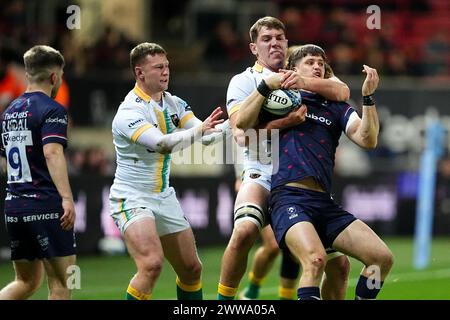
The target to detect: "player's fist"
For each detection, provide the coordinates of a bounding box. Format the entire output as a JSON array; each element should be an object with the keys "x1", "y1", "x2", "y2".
[
  {"x1": 279, "y1": 69, "x2": 306, "y2": 90},
  {"x1": 264, "y1": 72, "x2": 283, "y2": 90},
  {"x1": 287, "y1": 104, "x2": 307, "y2": 125}
]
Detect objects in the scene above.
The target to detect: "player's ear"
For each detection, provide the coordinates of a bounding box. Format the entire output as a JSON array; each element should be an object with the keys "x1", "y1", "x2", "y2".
[
  {"x1": 249, "y1": 43, "x2": 257, "y2": 56},
  {"x1": 135, "y1": 67, "x2": 144, "y2": 80},
  {"x1": 50, "y1": 72, "x2": 57, "y2": 85}
]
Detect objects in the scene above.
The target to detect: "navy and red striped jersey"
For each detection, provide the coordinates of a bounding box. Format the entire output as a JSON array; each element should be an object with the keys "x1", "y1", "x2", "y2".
[{"x1": 1, "y1": 91, "x2": 68, "y2": 214}]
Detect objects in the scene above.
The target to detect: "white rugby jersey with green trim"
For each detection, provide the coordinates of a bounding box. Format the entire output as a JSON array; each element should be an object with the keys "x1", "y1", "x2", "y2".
[
  {"x1": 226, "y1": 61, "x2": 273, "y2": 171},
  {"x1": 109, "y1": 85, "x2": 194, "y2": 213}
]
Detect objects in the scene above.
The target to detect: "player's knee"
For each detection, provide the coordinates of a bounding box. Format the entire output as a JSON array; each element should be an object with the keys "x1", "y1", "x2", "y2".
[
  {"x1": 336, "y1": 255, "x2": 351, "y2": 276},
  {"x1": 184, "y1": 259, "x2": 203, "y2": 280},
  {"x1": 366, "y1": 248, "x2": 394, "y2": 274},
  {"x1": 306, "y1": 253, "x2": 327, "y2": 273},
  {"x1": 379, "y1": 249, "x2": 394, "y2": 272},
  {"x1": 312, "y1": 255, "x2": 327, "y2": 269},
  {"x1": 16, "y1": 272, "x2": 43, "y2": 295},
  {"x1": 139, "y1": 256, "x2": 164, "y2": 278},
  {"x1": 327, "y1": 256, "x2": 350, "y2": 280},
  {"x1": 266, "y1": 246, "x2": 280, "y2": 260},
  {"x1": 48, "y1": 285, "x2": 71, "y2": 300},
  {"x1": 21, "y1": 277, "x2": 42, "y2": 295},
  {"x1": 260, "y1": 243, "x2": 280, "y2": 260},
  {"x1": 261, "y1": 236, "x2": 280, "y2": 256},
  {"x1": 48, "y1": 276, "x2": 69, "y2": 293},
  {"x1": 229, "y1": 226, "x2": 258, "y2": 251}
]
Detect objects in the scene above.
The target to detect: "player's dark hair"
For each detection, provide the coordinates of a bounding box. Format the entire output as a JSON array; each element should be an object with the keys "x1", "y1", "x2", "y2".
[
  {"x1": 287, "y1": 44, "x2": 328, "y2": 70},
  {"x1": 130, "y1": 42, "x2": 167, "y2": 78},
  {"x1": 23, "y1": 45, "x2": 65, "y2": 83},
  {"x1": 249, "y1": 16, "x2": 286, "y2": 43}
]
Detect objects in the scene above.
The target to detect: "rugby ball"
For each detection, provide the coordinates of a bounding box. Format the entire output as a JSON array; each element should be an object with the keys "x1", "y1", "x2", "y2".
[{"x1": 262, "y1": 89, "x2": 302, "y2": 116}]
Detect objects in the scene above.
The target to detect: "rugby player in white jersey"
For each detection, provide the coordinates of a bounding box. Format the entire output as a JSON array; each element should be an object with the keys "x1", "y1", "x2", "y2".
[
  {"x1": 109, "y1": 42, "x2": 223, "y2": 300},
  {"x1": 217, "y1": 17, "x2": 351, "y2": 300}
]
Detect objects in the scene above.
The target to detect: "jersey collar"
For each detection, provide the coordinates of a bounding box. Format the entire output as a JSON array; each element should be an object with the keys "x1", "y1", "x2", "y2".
[
  {"x1": 253, "y1": 61, "x2": 274, "y2": 76},
  {"x1": 133, "y1": 84, "x2": 152, "y2": 103},
  {"x1": 253, "y1": 61, "x2": 264, "y2": 73}
]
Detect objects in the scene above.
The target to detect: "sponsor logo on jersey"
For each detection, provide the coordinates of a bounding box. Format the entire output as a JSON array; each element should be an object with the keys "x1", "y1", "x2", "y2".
[
  {"x1": 3, "y1": 111, "x2": 29, "y2": 120},
  {"x1": 22, "y1": 213, "x2": 60, "y2": 222},
  {"x1": 305, "y1": 112, "x2": 332, "y2": 125},
  {"x1": 2, "y1": 132, "x2": 32, "y2": 146},
  {"x1": 128, "y1": 118, "x2": 144, "y2": 128},
  {"x1": 170, "y1": 114, "x2": 180, "y2": 127},
  {"x1": 45, "y1": 116, "x2": 68, "y2": 125}
]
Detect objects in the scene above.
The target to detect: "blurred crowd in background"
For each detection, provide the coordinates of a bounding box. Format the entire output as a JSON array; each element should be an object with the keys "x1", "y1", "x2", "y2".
[
  {"x1": 1, "y1": 0, "x2": 448, "y2": 78},
  {"x1": 1, "y1": 0, "x2": 449, "y2": 176}
]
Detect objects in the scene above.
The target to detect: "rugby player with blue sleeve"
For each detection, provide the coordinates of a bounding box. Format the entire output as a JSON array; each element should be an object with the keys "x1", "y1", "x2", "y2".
[
  {"x1": 269, "y1": 44, "x2": 394, "y2": 300},
  {"x1": 0, "y1": 45, "x2": 76, "y2": 300}
]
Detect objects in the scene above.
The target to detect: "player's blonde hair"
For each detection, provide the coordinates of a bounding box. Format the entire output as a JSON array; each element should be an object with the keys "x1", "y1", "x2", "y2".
[
  {"x1": 130, "y1": 42, "x2": 166, "y2": 78},
  {"x1": 23, "y1": 45, "x2": 65, "y2": 83},
  {"x1": 249, "y1": 16, "x2": 286, "y2": 43}
]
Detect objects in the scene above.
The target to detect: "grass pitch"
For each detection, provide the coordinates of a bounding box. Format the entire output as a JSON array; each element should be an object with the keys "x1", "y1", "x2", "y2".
[{"x1": 0, "y1": 237, "x2": 449, "y2": 300}]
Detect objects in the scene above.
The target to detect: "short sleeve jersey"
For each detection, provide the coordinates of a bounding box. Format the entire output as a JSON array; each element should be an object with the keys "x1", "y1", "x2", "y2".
[{"x1": 0, "y1": 92, "x2": 68, "y2": 214}]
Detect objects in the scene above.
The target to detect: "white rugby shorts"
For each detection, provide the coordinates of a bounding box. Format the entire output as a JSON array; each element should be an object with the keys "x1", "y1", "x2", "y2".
[
  {"x1": 111, "y1": 187, "x2": 190, "y2": 236},
  {"x1": 241, "y1": 163, "x2": 272, "y2": 192}
]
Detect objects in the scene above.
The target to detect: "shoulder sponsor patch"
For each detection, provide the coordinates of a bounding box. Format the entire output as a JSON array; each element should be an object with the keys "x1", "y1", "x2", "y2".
[
  {"x1": 128, "y1": 118, "x2": 145, "y2": 128},
  {"x1": 45, "y1": 116, "x2": 68, "y2": 125}
]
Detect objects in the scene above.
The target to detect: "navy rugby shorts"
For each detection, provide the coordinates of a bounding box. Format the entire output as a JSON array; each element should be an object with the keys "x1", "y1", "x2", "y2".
[
  {"x1": 5, "y1": 212, "x2": 76, "y2": 261},
  {"x1": 269, "y1": 186, "x2": 356, "y2": 249}
]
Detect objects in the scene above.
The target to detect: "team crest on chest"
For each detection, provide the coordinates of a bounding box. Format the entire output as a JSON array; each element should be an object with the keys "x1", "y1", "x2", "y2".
[{"x1": 170, "y1": 114, "x2": 180, "y2": 127}]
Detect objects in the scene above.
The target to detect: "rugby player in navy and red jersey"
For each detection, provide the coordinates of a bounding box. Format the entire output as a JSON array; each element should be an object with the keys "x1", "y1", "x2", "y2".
[
  {"x1": 0, "y1": 45, "x2": 76, "y2": 300},
  {"x1": 269, "y1": 44, "x2": 394, "y2": 300},
  {"x1": 218, "y1": 17, "x2": 351, "y2": 301}
]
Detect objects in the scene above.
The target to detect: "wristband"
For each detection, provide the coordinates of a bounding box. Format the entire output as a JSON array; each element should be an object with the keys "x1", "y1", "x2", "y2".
[
  {"x1": 257, "y1": 79, "x2": 271, "y2": 97},
  {"x1": 363, "y1": 94, "x2": 375, "y2": 106}
]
